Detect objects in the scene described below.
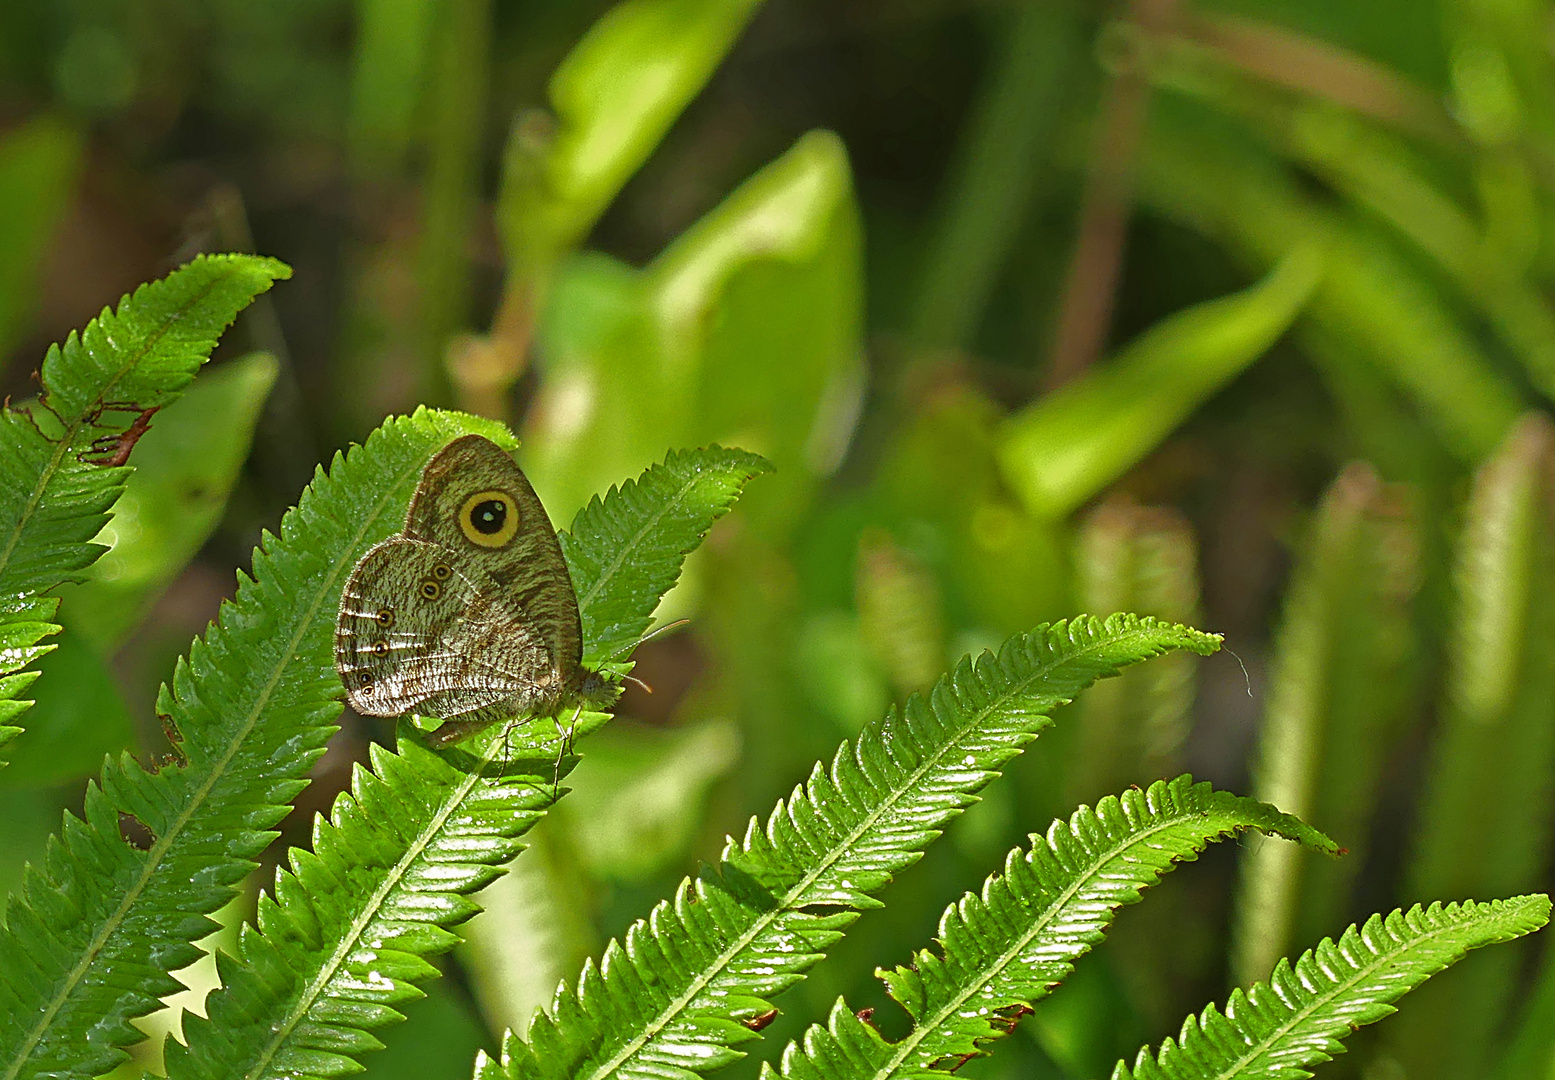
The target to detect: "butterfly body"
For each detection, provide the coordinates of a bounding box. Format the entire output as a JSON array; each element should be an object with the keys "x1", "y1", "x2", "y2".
[{"x1": 334, "y1": 434, "x2": 598, "y2": 746}]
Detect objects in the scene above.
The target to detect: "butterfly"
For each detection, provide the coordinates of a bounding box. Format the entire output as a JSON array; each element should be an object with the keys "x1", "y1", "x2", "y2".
[{"x1": 334, "y1": 434, "x2": 608, "y2": 747}]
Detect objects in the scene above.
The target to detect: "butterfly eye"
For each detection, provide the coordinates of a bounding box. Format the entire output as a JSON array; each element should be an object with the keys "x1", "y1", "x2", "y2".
[
  {"x1": 420, "y1": 580, "x2": 442, "y2": 600},
  {"x1": 432, "y1": 563, "x2": 452, "y2": 580},
  {"x1": 458, "y1": 489, "x2": 521, "y2": 548},
  {"x1": 376, "y1": 608, "x2": 395, "y2": 627},
  {"x1": 372, "y1": 641, "x2": 390, "y2": 657},
  {"x1": 359, "y1": 678, "x2": 375, "y2": 696}
]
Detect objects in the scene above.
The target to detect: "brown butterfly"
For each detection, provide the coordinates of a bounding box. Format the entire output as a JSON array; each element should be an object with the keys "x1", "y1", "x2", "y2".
[{"x1": 334, "y1": 434, "x2": 606, "y2": 747}]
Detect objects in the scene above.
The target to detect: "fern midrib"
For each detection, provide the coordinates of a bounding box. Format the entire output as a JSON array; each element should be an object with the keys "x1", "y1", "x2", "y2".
[
  {"x1": 0, "y1": 446, "x2": 422, "y2": 1080},
  {"x1": 581, "y1": 626, "x2": 1160, "y2": 1080},
  {"x1": 1209, "y1": 909, "x2": 1507, "y2": 1080},
  {"x1": 879, "y1": 806, "x2": 1234, "y2": 1078},
  {"x1": 0, "y1": 272, "x2": 226, "y2": 591},
  {"x1": 242, "y1": 740, "x2": 509, "y2": 1080}
]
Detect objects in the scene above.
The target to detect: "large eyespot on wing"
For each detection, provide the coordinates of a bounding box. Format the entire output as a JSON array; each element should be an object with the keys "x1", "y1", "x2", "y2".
[
  {"x1": 458, "y1": 489, "x2": 521, "y2": 548},
  {"x1": 402, "y1": 434, "x2": 583, "y2": 677}
]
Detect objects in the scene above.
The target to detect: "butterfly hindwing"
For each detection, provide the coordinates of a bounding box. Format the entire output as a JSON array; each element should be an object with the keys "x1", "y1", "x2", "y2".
[{"x1": 334, "y1": 537, "x2": 557, "y2": 723}]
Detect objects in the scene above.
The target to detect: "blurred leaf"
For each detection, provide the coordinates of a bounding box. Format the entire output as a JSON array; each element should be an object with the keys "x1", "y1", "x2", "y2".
[
  {"x1": 1140, "y1": 98, "x2": 1524, "y2": 461},
  {"x1": 855, "y1": 528, "x2": 945, "y2": 697},
  {"x1": 911, "y1": 0, "x2": 1086, "y2": 350},
  {"x1": 416, "y1": 0, "x2": 491, "y2": 402},
  {"x1": 0, "y1": 624, "x2": 134, "y2": 789},
  {"x1": 54, "y1": 352, "x2": 278, "y2": 653},
  {"x1": 527, "y1": 129, "x2": 864, "y2": 534},
  {"x1": 561, "y1": 716, "x2": 740, "y2": 880},
  {"x1": 875, "y1": 380, "x2": 1071, "y2": 637},
  {"x1": 456, "y1": 0, "x2": 769, "y2": 417},
  {"x1": 791, "y1": 610, "x2": 890, "y2": 736},
  {"x1": 1066, "y1": 497, "x2": 1201, "y2": 805},
  {"x1": 998, "y1": 245, "x2": 1321, "y2": 520},
  {"x1": 347, "y1": 0, "x2": 439, "y2": 177},
  {"x1": 1389, "y1": 413, "x2": 1555, "y2": 1079},
  {"x1": 362, "y1": 980, "x2": 489, "y2": 1080},
  {"x1": 0, "y1": 786, "x2": 62, "y2": 904},
  {"x1": 498, "y1": 0, "x2": 767, "y2": 278},
  {"x1": 1231, "y1": 463, "x2": 1419, "y2": 987},
  {"x1": 1151, "y1": 40, "x2": 1555, "y2": 405},
  {"x1": 0, "y1": 116, "x2": 81, "y2": 355},
  {"x1": 1028, "y1": 952, "x2": 1140, "y2": 1079},
  {"x1": 1498, "y1": 954, "x2": 1555, "y2": 1080}
]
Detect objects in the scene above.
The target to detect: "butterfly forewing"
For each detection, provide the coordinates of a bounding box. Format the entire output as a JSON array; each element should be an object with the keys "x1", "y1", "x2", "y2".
[{"x1": 401, "y1": 434, "x2": 583, "y2": 677}]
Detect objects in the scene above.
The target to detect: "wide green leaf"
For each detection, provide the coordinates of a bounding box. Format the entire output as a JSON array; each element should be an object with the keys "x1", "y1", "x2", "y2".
[
  {"x1": 499, "y1": 0, "x2": 767, "y2": 279},
  {"x1": 998, "y1": 246, "x2": 1320, "y2": 521},
  {"x1": 526, "y1": 129, "x2": 862, "y2": 534}
]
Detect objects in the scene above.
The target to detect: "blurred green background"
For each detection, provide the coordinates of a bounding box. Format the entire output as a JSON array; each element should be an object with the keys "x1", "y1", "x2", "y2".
[{"x1": 3, "y1": 0, "x2": 1555, "y2": 1077}]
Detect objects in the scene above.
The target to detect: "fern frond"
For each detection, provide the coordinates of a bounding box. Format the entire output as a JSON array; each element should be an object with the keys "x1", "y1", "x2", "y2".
[
  {"x1": 0, "y1": 253, "x2": 290, "y2": 596},
  {"x1": 0, "y1": 597, "x2": 60, "y2": 756},
  {"x1": 485, "y1": 615, "x2": 1221, "y2": 1080},
  {"x1": 1113, "y1": 896, "x2": 1551, "y2": 1080},
  {"x1": 162, "y1": 444, "x2": 767, "y2": 1080},
  {"x1": 764, "y1": 776, "x2": 1335, "y2": 1079},
  {"x1": 561, "y1": 444, "x2": 771, "y2": 668},
  {"x1": 0, "y1": 253, "x2": 289, "y2": 762},
  {"x1": 0, "y1": 408, "x2": 495, "y2": 1080}
]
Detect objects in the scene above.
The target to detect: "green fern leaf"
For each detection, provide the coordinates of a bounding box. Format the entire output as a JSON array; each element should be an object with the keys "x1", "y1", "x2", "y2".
[
  {"x1": 562, "y1": 445, "x2": 772, "y2": 668},
  {"x1": 0, "y1": 253, "x2": 289, "y2": 762},
  {"x1": 0, "y1": 597, "x2": 60, "y2": 756},
  {"x1": 764, "y1": 776, "x2": 1337, "y2": 1079},
  {"x1": 485, "y1": 615, "x2": 1220, "y2": 1080},
  {"x1": 0, "y1": 407, "x2": 496, "y2": 1080},
  {"x1": 160, "y1": 444, "x2": 767, "y2": 1080},
  {"x1": 1113, "y1": 895, "x2": 1551, "y2": 1080}
]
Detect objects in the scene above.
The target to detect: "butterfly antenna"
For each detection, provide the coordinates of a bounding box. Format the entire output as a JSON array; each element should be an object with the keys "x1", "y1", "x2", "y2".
[
  {"x1": 602, "y1": 618, "x2": 692, "y2": 665},
  {"x1": 623, "y1": 673, "x2": 653, "y2": 694}
]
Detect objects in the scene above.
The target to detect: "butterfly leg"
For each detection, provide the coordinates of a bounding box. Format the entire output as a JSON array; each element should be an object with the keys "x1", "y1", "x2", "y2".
[{"x1": 550, "y1": 703, "x2": 584, "y2": 802}]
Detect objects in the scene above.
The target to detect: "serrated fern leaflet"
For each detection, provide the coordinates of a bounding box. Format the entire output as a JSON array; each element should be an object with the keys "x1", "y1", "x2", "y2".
[
  {"x1": 1114, "y1": 896, "x2": 1550, "y2": 1080},
  {"x1": 764, "y1": 777, "x2": 1337, "y2": 1079},
  {"x1": 563, "y1": 445, "x2": 771, "y2": 668},
  {"x1": 0, "y1": 408, "x2": 499, "y2": 1080},
  {"x1": 162, "y1": 444, "x2": 768, "y2": 1080},
  {"x1": 0, "y1": 253, "x2": 288, "y2": 762},
  {"x1": 483, "y1": 615, "x2": 1220, "y2": 1080}
]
